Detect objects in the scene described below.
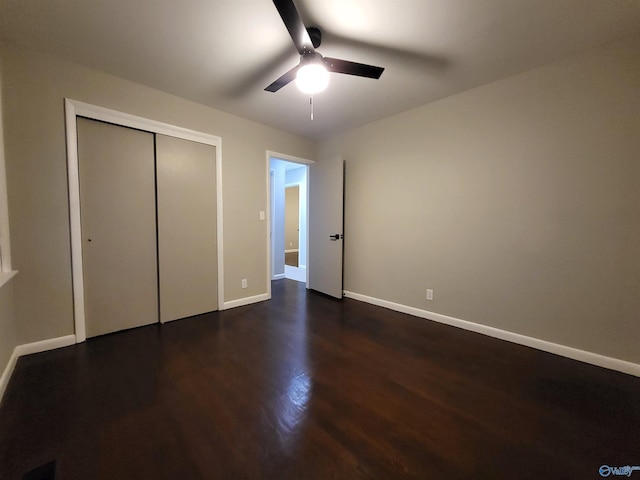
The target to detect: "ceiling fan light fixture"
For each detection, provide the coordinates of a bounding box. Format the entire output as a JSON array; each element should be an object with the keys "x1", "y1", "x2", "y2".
[
  {"x1": 296, "y1": 63, "x2": 329, "y2": 94},
  {"x1": 265, "y1": 0, "x2": 384, "y2": 94}
]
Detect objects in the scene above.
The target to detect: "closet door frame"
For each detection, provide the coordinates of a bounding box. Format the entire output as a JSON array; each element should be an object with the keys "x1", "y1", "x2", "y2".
[{"x1": 65, "y1": 98, "x2": 224, "y2": 343}]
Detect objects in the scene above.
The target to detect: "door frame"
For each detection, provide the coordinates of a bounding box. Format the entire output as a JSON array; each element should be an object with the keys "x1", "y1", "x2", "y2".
[
  {"x1": 65, "y1": 99, "x2": 224, "y2": 343},
  {"x1": 265, "y1": 150, "x2": 313, "y2": 299}
]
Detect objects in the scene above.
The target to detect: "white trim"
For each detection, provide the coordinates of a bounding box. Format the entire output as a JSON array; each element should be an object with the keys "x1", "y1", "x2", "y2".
[
  {"x1": 343, "y1": 290, "x2": 640, "y2": 378},
  {"x1": 222, "y1": 293, "x2": 270, "y2": 310},
  {"x1": 65, "y1": 100, "x2": 86, "y2": 341},
  {"x1": 268, "y1": 150, "x2": 315, "y2": 166},
  {"x1": 0, "y1": 270, "x2": 17, "y2": 289},
  {"x1": 0, "y1": 70, "x2": 12, "y2": 274},
  {"x1": 273, "y1": 273, "x2": 286, "y2": 280},
  {"x1": 14, "y1": 334, "x2": 76, "y2": 357},
  {"x1": 65, "y1": 100, "x2": 221, "y2": 147},
  {"x1": 215, "y1": 136, "x2": 225, "y2": 312},
  {"x1": 65, "y1": 99, "x2": 224, "y2": 343},
  {"x1": 266, "y1": 157, "x2": 273, "y2": 300},
  {"x1": 0, "y1": 335, "x2": 76, "y2": 403},
  {"x1": 305, "y1": 168, "x2": 310, "y2": 286},
  {"x1": 0, "y1": 348, "x2": 18, "y2": 404},
  {"x1": 285, "y1": 249, "x2": 299, "y2": 254}
]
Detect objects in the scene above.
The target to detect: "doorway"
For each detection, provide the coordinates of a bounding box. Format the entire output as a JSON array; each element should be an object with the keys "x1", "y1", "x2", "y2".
[
  {"x1": 285, "y1": 185, "x2": 300, "y2": 267},
  {"x1": 284, "y1": 182, "x2": 306, "y2": 282},
  {"x1": 267, "y1": 152, "x2": 345, "y2": 299},
  {"x1": 269, "y1": 153, "x2": 310, "y2": 285}
]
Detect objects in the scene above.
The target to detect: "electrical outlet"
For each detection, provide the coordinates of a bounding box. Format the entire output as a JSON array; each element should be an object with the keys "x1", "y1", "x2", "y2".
[
  {"x1": 259, "y1": 211, "x2": 265, "y2": 220},
  {"x1": 242, "y1": 279, "x2": 248, "y2": 289},
  {"x1": 426, "y1": 289, "x2": 433, "y2": 301}
]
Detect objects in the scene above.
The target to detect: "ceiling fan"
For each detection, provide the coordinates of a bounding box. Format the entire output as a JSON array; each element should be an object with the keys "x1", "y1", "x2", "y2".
[{"x1": 265, "y1": 0, "x2": 385, "y2": 94}]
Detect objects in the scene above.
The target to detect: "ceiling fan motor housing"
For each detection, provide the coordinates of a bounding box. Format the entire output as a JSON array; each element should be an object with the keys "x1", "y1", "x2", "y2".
[{"x1": 307, "y1": 27, "x2": 322, "y2": 48}]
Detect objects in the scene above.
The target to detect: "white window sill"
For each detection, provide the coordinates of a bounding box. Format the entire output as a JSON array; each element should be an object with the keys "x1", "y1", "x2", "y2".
[{"x1": 0, "y1": 270, "x2": 17, "y2": 289}]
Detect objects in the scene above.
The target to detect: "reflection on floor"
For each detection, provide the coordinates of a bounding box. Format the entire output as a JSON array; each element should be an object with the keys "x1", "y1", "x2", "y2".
[{"x1": 2, "y1": 279, "x2": 638, "y2": 479}]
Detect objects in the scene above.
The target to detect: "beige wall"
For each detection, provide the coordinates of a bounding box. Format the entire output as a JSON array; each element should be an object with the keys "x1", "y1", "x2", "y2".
[
  {"x1": 0, "y1": 43, "x2": 314, "y2": 346},
  {"x1": 317, "y1": 34, "x2": 640, "y2": 364}
]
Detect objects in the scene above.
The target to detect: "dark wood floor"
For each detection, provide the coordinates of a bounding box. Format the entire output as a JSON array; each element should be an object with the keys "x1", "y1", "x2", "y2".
[{"x1": 1, "y1": 280, "x2": 639, "y2": 479}]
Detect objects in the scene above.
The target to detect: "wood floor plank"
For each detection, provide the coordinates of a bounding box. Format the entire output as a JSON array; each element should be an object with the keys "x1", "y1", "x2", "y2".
[{"x1": 1, "y1": 279, "x2": 638, "y2": 479}]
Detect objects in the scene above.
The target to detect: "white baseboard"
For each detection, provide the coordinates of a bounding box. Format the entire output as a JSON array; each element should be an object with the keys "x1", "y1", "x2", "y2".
[
  {"x1": 222, "y1": 293, "x2": 270, "y2": 310},
  {"x1": 14, "y1": 334, "x2": 76, "y2": 357},
  {"x1": 0, "y1": 334, "x2": 76, "y2": 404},
  {"x1": 272, "y1": 273, "x2": 286, "y2": 280},
  {"x1": 343, "y1": 291, "x2": 640, "y2": 378},
  {"x1": 0, "y1": 348, "x2": 19, "y2": 405}
]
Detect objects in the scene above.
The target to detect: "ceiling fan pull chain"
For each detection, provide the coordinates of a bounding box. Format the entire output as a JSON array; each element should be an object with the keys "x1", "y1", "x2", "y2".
[{"x1": 310, "y1": 95, "x2": 314, "y2": 121}]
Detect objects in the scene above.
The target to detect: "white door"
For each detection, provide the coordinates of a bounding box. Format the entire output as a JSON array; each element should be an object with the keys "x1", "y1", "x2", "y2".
[
  {"x1": 156, "y1": 134, "x2": 218, "y2": 322},
  {"x1": 77, "y1": 118, "x2": 159, "y2": 337},
  {"x1": 308, "y1": 156, "x2": 344, "y2": 298}
]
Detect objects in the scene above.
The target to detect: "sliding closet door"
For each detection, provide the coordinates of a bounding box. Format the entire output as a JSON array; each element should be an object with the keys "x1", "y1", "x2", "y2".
[
  {"x1": 156, "y1": 134, "x2": 218, "y2": 322},
  {"x1": 77, "y1": 118, "x2": 159, "y2": 338}
]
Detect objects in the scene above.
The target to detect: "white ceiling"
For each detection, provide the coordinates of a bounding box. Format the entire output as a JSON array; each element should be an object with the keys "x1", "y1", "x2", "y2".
[{"x1": 2, "y1": 0, "x2": 640, "y2": 140}]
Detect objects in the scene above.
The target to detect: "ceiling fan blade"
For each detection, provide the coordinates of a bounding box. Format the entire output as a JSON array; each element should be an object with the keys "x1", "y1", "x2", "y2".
[
  {"x1": 272, "y1": 0, "x2": 314, "y2": 55},
  {"x1": 323, "y1": 57, "x2": 384, "y2": 79},
  {"x1": 265, "y1": 64, "x2": 300, "y2": 92}
]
